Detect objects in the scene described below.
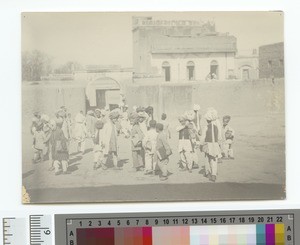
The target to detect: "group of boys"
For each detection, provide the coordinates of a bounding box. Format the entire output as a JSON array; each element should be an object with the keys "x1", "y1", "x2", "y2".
[
  {"x1": 91, "y1": 105, "x2": 173, "y2": 181},
  {"x1": 31, "y1": 106, "x2": 72, "y2": 175},
  {"x1": 30, "y1": 103, "x2": 235, "y2": 182},
  {"x1": 176, "y1": 105, "x2": 235, "y2": 182}
]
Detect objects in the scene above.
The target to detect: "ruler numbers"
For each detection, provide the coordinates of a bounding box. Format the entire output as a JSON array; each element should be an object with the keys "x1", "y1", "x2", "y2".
[
  {"x1": 29, "y1": 215, "x2": 52, "y2": 245},
  {"x1": 72, "y1": 214, "x2": 288, "y2": 228}
]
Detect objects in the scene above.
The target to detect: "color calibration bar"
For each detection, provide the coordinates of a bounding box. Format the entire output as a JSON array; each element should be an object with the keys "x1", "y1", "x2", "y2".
[
  {"x1": 58, "y1": 212, "x2": 294, "y2": 245},
  {"x1": 75, "y1": 224, "x2": 285, "y2": 245}
]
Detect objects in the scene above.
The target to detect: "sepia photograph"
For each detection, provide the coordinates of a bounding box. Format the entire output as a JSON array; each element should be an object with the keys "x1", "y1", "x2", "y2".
[{"x1": 22, "y1": 12, "x2": 285, "y2": 203}]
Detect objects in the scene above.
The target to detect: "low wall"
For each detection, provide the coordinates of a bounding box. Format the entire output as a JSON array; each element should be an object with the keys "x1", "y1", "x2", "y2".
[
  {"x1": 22, "y1": 84, "x2": 86, "y2": 130},
  {"x1": 125, "y1": 79, "x2": 285, "y2": 121},
  {"x1": 22, "y1": 78, "x2": 285, "y2": 129}
]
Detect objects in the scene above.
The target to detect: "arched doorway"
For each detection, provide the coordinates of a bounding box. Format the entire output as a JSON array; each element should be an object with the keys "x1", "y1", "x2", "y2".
[
  {"x1": 85, "y1": 77, "x2": 121, "y2": 111},
  {"x1": 210, "y1": 60, "x2": 219, "y2": 79},
  {"x1": 187, "y1": 61, "x2": 195, "y2": 81},
  {"x1": 162, "y1": 61, "x2": 171, "y2": 82}
]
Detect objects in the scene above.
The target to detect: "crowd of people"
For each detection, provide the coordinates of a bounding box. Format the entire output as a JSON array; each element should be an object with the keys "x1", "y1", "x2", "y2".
[{"x1": 30, "y1": 102, "x2": 235, "y2": 182}]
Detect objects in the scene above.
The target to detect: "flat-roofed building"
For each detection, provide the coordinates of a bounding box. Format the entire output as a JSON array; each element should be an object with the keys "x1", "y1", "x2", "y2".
[{"x1": 132, "y1": 16, "x2": 237, "y2": 82}]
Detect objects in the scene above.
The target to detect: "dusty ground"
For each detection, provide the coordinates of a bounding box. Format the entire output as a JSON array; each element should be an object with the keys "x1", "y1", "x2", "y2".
[{"x1": 22, "y1": 113, "x2": 285, "y2": 203}]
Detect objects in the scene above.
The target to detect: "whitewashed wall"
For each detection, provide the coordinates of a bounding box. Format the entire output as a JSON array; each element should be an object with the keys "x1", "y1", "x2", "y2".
[{"x1": 150, "y1": 52, "x2": 235, "y2": 81}]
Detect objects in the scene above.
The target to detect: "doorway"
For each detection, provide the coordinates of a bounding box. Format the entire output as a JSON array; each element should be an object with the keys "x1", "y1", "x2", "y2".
[
  {"x1": 242, "y1": 68, "x2": 250, "y2": 80},
  {"x1": 162, "y1": 61, "x2": 171, "y2": 82},
  {"x1": 96, "y1": 90, "x2": 106, "y2": 109},
  {"x1": 210, "y1": 60, "x2": 219, "y2": 79},
  {"x1": 187, "y1": 61, "x2": 195, "y2": 81}
]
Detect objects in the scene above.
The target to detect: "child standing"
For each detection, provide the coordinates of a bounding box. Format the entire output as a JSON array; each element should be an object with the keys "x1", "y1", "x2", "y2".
[
  {"x1": 130, "y1": 112, "x2": 145, "y2": 171},
  {"x1": 156, "y1": 123, "x2": 172, "y2": 181},
  {"x1": 176, "y1": 116, "x2": 194, "y2": 173},
  {"x1": 50, "y1": 118, "x2": 69, "y2": 175},
  {"x1": 74, "y1": 111, "x2": 87, "y2": 155},
  {"x1": 86, "y1": 110, "x2": 96, "y2": 139},
  {"x1": 222, "y1": 115, "x2": 235, "y2": 159},
  {"x1": 43, "y1": 122, "x2": 52, "y2": 161},
  {"x1": 142, "y1": 120, "x2": 158, "y2": 175},
  {"x1": 201, "y1": 109, "x2": 221, "y2": 182},
  {"x1": 185, "y1": 110, "x2": 200, "y2": 170},
  {"x1": 32, "y1": 121, "x2": 45, "y2": 163},
  {"x1": 93, "y1": 120, "x2": 105, "y2": 170},
  {"x1": 161, "y1": 113, "x2": 171, "y2": 139}
]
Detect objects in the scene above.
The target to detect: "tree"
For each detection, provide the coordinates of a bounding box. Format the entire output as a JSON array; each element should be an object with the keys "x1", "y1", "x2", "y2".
[
  {"x1": 54, "y1": 61, "x2": 83, "y2": 74},
  {"x1": 22, "y1": 50, "x2": 52, "y2": 81}
]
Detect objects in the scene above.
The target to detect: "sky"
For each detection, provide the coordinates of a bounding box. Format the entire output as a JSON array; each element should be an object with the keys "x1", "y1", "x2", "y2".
[{"x1": 22, "y1": 12, "x2": 284, "y2": 68}]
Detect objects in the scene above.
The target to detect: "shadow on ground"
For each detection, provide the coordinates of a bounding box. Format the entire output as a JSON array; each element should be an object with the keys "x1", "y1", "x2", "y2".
[
  {"x1": 26, "y1": 182, "x2": 285, "y2": 204},
  {"x1": 22, "y1": 170, "x2": 35, "y2": 179}
]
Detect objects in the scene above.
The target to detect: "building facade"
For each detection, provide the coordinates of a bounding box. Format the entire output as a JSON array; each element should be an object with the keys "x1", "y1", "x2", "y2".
[
  {"x1": 132, "y1": 16, "x2": 238, "y2": 82},
  {"x1": 259, "y1": 42, "x2": 284, "y2": 79},
  {"x1": 234, "y1": 50, "x2": 259, "y2": 80}
]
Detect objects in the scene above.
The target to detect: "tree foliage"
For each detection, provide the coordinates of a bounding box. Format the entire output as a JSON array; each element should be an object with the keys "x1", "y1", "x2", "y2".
[
  {"x1": 54, "y1": 61, "x2": 83, "y2": 74},
  {"x1": 22, "y1": 50, "x2": 52, "y2": 81}
]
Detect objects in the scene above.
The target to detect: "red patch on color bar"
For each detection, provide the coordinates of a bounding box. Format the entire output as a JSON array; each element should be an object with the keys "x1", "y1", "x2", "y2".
[{"x1": 77, "y1": 228, "x2": 115, "y2": 245}]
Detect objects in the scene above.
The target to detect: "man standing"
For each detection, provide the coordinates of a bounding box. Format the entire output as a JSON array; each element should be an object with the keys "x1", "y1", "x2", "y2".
[
  {"x1": 201, "y1": 108, "x2": 221, "y2": 182},
  {"x1": 102, "y1": 111, "x2": 122, "y2": 170}
]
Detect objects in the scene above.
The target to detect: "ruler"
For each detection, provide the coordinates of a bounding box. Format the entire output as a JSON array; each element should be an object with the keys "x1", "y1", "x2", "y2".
[
  {"x1": 2, "y1": 215, "x2": 52, "y2": 245},
  {"x1": 3, "y1": 217, "x2": 27, "y2": 245},
  {"x1": 29, "y1": 215, "x2": 53, "y2": 245}
]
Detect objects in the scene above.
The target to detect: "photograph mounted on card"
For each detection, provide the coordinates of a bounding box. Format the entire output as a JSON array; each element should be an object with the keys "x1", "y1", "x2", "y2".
[{"x1": 22, "y1": 12, "x2": 285, "y2": 203}]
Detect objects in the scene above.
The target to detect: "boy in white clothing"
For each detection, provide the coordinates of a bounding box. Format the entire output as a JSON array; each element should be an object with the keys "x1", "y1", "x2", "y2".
[
  {"x1": 221, "y1": 115, "x2": 235, "y2": 159},
  {"x1": 143, "y1": 120, "x2": 158, "y2": 175},
  {"x1": 93, "y1": 120, "x2": 105, "y2": 170},
  {"x1": 32, "y1": 122, "x2": 45, "y2": 163}
]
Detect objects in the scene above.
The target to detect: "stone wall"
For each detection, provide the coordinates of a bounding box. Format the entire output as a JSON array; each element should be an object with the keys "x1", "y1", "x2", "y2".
[{"x1": 259, "y1": 42, "x2": 284, "y2": 79}]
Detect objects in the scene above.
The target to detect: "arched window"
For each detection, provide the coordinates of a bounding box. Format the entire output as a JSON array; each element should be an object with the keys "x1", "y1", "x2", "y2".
[
  {"x1": 162, "y1": 61, "x2": 171, "y2": 82},
  {"x1": 210, "y1": 60, "x2": 219, "y2": 80},
  {"x1": 187, "y1": 61, "x2": 195, "y2": 81}
]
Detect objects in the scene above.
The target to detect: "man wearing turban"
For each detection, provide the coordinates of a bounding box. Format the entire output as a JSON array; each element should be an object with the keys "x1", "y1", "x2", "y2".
[{"x1": 102, "y1": 110, "x2": 122, "y2": 170}]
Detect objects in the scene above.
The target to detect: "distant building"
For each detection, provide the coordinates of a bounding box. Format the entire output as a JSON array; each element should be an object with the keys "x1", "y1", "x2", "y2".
[
  {"x1": 259, "y1": 42, "x2": 284, "y2": 79},
  {"x1": 234, "y1": 49, "x2": 259, "y2": 80},
  {"x1": 132, "y1": 16, "x2": 237, "y2": 82}
]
